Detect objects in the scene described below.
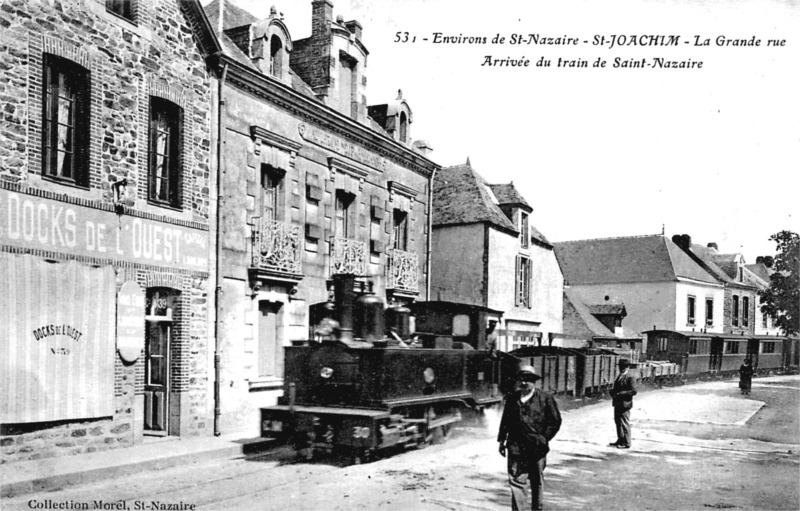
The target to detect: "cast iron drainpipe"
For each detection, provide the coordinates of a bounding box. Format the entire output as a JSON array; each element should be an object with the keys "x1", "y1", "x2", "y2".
[
  {"x1": 213, "y1": 60, "x2": 228, "y2": 437},
  {"x1": 426, "y1": 165, "x2": 437, "y2": 299}
]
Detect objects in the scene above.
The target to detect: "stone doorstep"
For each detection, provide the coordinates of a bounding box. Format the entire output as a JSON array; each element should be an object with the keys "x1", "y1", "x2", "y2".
[{"x1": 0, "y1": 436, "x2": 277, "y2": 499}]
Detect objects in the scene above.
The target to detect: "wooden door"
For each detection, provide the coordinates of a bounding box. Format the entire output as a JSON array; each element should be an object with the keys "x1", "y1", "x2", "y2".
[
  {"x1": 144, "y1": 320, "x2": 170, "y2": 435},
  {"x1": 258, "y1": 302, "x2": 283, "y2": 379}
]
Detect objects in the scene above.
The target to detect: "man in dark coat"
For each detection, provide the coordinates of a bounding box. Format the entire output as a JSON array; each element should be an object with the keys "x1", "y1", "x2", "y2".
[
  {"x1": 498, "y1": 365, "x2": 562, "y2": 510},
  {"x1": 609, "y1": 358, "x2": 637, "y2": 449},
  {"x1": 739, "y1": 358, "x2": 754, "y2": 395}
]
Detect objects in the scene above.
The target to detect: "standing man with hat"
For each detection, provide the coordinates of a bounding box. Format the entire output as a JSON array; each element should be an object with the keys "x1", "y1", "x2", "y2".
[
  {"x1": 498, "y1": 365, "x2": 562, "y2": 510},
  {"x1": 609, "y1": 358, "x2": 637, "y2": 449}
]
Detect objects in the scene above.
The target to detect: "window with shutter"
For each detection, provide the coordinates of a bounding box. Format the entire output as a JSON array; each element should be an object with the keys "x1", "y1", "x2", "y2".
[
  {"x1": 515, "y1": 255, "x2": 532, "y2": 308},
  {"x1": 520, "y1": 212, "x2": 529, "y2": 249},
  {"x1": 514, "y1": 255, "x2": 521, "y2": 306}
]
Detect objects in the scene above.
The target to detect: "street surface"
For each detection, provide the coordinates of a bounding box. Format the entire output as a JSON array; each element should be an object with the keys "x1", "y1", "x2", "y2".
[{"x1": 4, "y1": 375, "x2": 799, "y2": 511}]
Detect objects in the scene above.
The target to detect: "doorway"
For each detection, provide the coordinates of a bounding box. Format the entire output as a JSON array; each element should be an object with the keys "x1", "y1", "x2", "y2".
[
  {"x1": 144, "y1": 289, "x2": 176, "y2": 436},
  {"x1": 258, "y1": 301, "x2": 284, "y2": 379}
]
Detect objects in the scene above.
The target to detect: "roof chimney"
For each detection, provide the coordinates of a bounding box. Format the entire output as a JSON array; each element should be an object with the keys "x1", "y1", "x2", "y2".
[
  {"x1": 671, "y1": 234, "x2": 692, "y2": 250},
  {"x1": 345, "y1": 20, "x2": 362, "y2": 40},
  {"x1": 412, "y1": 140, "x2": 433, "y2": 157},
  {"x1": 312, "y1": 0, "x2": 333, "y2": 38},
  {"x1": 707, "y1": 242, "x2": 718, "y2": 251}
]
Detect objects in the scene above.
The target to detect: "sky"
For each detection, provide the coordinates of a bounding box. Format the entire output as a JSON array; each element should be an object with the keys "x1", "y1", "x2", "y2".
[{"x1": 210, "y1": 0, "x2": 799, "y2": 263}]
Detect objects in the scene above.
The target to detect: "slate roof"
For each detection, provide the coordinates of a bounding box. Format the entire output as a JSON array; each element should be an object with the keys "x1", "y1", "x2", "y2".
[
  {"x1": 689, "y1": 244, "x2": 759, "y2": 290},
  {"x1": 744, "y1": 264, "x2": 771, "y2": 289},
  {"x1": 563, "y1": 289, "x2": 616, "y2": 338},
  {"x1": 554, "y1": 235, "x2": 719, "y2": 285},
  {"x1": 530, "y1": 225, "x2": 551, "y2": 248},
  {"x1": 488, "y1": 184, "x2": 532, "y2": 211},
  {"x1": 432, "y1": 164, "x2": 518, "y2": 234},
  {"x1": 745, "y1": 263, "x2": 772, "y2": 283},
  {"x1": 203, "y1": 1, "x2": 336, "y2": 101},
  {"x1": 205, "y1": 0, "x2": 258, "y2": 30},
  {"x1": 686, "y1": 244, "x2": 736, "y2": 284}
]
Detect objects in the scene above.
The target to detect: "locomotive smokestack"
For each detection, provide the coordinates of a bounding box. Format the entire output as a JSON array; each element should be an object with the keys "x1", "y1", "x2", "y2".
[
  {"x1": 354, "y1": 281, "x2": 385, "y2": 342},
  {"x1": 334, "y1": 273, "x2": 356, "y2": 343}
]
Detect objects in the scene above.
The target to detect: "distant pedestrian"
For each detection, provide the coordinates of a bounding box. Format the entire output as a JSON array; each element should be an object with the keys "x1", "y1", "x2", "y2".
[
  {"x1": 608, "y1": 358, "x2": 637, "y2": 449},
  {"x1": 498, "y1": 365, "x2": 562, "y2": 511},
  {"x1": 739, "y1": 358, "x2": 754, "y2": 395}
]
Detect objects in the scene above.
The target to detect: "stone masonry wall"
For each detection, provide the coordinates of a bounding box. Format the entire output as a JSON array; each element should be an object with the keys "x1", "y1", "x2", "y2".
[
  {"x1": 0, "y1": 0, "x2": 212, "y2": 462},
  {"x1": 0, "y1": 0, "x2": 212, "y2": 222}
]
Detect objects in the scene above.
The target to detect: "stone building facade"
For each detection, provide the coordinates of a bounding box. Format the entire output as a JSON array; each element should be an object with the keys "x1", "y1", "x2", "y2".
[
  {"x1": 203, "y1": 0, "x2": 439, "y2": 435},
  {"x1": 0, "y1": 0, "x2": 215, "y2": 462},
  {"x1": 431, "y1": 162, "x2": 564, "y2": 353},
  {"x1": 673, "y1": 237, "x2": 775, "y2": 367}
]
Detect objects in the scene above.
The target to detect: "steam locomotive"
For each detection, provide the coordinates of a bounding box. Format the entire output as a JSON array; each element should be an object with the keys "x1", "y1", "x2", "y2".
[
  {"x1": 259, "y1": 274, "x2": 799, "y2": 462},
  {"x1": 259, "y1": 274, "x2": 519, "y2": 462}
]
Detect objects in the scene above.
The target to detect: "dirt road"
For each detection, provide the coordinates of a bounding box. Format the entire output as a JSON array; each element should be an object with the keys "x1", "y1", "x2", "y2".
[{"x1": 4, "y1": 375, "x2": 798, "y2": 511}]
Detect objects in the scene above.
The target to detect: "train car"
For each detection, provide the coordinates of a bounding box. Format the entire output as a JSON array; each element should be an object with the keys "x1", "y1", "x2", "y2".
[
  {"x1": 260, "y1": 275, "x2": 516, "y2": 462},
  {"x1": 645, "y1": 329, "x2": 794, "y2": 378},
  {"x1": 567, "y1": 347, "x2": 620, "y2": 396},
  {"x1": 508, "y1": 346, "x2": 577, "y2": 395},
  {"x1": 783, "y1": 336, "x2": 800, "y2": 370}
]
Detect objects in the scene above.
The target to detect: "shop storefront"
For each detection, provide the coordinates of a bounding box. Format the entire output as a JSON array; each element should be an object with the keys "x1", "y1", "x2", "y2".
[{"x1": 0, "y1": 185, "x2": 211, "y2": 461}]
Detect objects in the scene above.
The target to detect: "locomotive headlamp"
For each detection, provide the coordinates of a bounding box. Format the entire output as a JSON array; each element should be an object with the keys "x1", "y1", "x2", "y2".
[
  {"x1": 320, "y1": 367, "x2": 334, "y2": 378},
  {"x1": 423, "y1": 367, "x2": 435, "y2": 384}
]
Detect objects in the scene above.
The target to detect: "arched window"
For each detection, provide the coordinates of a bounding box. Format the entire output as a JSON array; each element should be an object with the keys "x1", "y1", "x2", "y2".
[
  {"x1": 270, "y1": 35, "x2": 283, "y2": 78},
  {"x1": 399, "y1": 112, "x2": 408, "y2": 143}
]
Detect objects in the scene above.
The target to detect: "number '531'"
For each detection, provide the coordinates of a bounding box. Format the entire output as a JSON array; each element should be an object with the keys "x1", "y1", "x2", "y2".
[{"x1": 395, "y1": 32, "x2": 415, "y2": 43}]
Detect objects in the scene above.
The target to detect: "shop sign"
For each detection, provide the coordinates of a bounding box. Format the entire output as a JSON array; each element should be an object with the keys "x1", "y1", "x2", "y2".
[
  {"x1": 299, "y1": 122, "x2": 387, "y2": 172},
  {"x1": 117, "y1": 281, "x2": 145, "y2": 364},
  {"x1": 0, "y1": 189, "x2": 208, "y2": 271},
  {"x1": 0, "y1": 253, "x2": 115, "y2": 423}
]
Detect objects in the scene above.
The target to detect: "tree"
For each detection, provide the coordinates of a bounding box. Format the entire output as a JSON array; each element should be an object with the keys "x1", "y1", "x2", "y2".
[{"x1": 759, "y1": 230, "x2": 799, "y2": 336}]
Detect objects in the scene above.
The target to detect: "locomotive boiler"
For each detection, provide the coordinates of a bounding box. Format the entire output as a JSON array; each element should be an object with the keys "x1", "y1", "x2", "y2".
[{"x1": 259, "y1": 274, "x2": 517, "y2": 462}]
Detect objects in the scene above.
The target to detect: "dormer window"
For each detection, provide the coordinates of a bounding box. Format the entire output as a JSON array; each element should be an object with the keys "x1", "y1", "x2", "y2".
[
  {"x1": 399, "y1": 112, "x2": 408, "y2": 143},
  {"x1": 269, "y1": 35, "x2": 283, "y2": 78},
  {"x1": 339, "y1": 52, "x2": 358, "y2": 119},
  {"x1": 520, "y1": 212, "x2": 529, "y2": 249}
]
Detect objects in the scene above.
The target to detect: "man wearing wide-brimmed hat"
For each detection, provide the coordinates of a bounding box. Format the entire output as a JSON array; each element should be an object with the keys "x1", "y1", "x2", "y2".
[
  {"x1": 498, "y1": 364, "x2": 562, "y2": 510},
  {"x1": 609, "y1": 358, "x2": 637, "y2": 449}
]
